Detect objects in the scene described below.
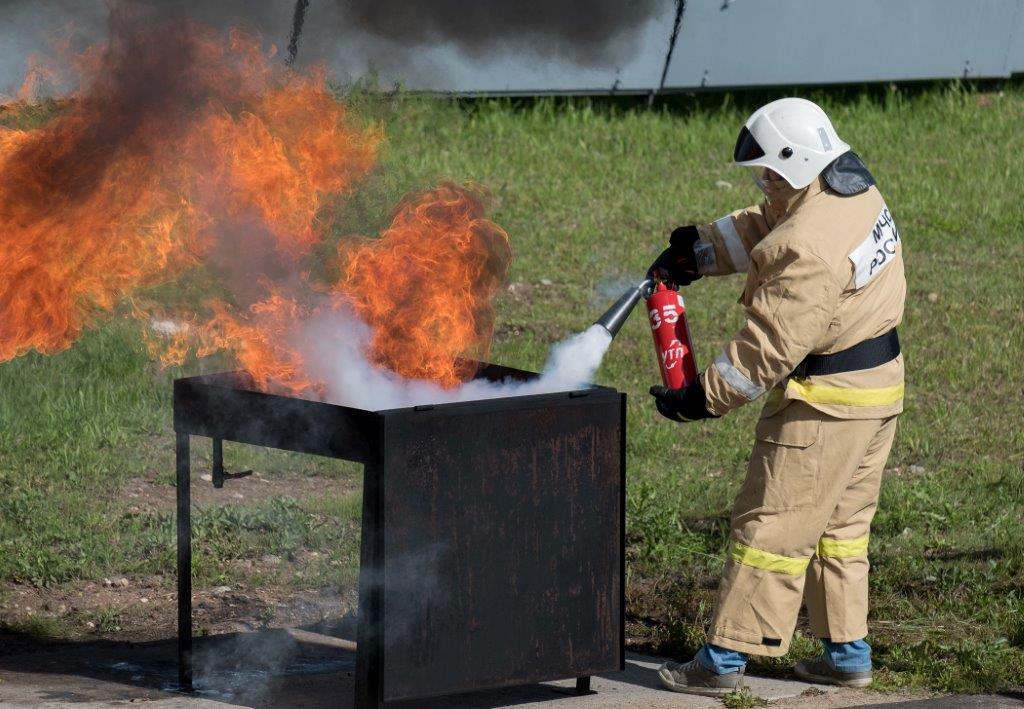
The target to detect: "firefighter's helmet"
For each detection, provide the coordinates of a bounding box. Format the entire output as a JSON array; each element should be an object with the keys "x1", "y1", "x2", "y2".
[{"x1": 733, "y1": 98, "x2": 850, "y2": 189}]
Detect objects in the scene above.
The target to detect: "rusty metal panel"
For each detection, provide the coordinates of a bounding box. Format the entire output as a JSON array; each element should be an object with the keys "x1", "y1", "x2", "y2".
[{"x1": 375, "y1": 391, "x2": 625, "y2": 703}]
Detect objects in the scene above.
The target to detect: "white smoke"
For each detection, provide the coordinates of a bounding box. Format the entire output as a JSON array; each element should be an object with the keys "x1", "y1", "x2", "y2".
[{"x1": 298, "y1": 305, "x2": 612, "y2": 411}]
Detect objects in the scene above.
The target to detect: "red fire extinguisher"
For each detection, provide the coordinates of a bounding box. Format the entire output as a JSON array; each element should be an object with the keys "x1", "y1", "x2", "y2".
[{"x1": 646, "y1": 283, "x2": 698, "y2": 389}]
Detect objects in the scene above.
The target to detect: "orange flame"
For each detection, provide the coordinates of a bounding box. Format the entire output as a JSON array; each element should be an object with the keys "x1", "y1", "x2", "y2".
[
  {"x1": 340, "y1": 183, "x2": 512, "y2": 387},
  {"x1": 197, "y1": 292, "x2": 318, "y2": 397},
  {"x1": 0, "y1": 20, "x2": 378, "y2": 363},
  {"x1": 0, "y1": 15, "x2": 511, "y2": 398}
]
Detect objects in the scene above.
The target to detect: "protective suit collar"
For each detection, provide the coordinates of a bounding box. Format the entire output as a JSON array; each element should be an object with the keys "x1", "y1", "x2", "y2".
[
  {"x1": 822, "y1": 151, "x2": 875, "y2": 196},
  {"x1": 763, "y1": 175, "x2": 823, "y2": 220},
  {"x1": 760, "y1": 176, "x2": 803, "y2": 204}
]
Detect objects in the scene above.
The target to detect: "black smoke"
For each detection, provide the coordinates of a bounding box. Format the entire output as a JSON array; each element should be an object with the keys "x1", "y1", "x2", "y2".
[
  {"x1": 0, "y1": 0, "x2": 664, "y2": 88},
  {"x1": 286, "y1": 0, "x2": 311, "y2": 66},
  {"x1": 336, "y1": 0, "x2": 664, "y2": 64}
]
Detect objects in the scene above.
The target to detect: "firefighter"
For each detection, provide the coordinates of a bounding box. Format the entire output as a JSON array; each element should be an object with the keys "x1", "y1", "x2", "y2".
[{"x1": 646, "y1": 97, "x2": 905, "y2": 696}]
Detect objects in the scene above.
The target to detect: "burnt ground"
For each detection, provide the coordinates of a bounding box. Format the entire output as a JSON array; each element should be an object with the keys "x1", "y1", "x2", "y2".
[{"x1": 0, "y1": 626, "x2": 360, "y2": 707}]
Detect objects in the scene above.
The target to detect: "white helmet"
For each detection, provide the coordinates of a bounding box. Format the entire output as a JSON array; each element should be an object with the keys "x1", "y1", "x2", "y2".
[{"x1": 733, "y1": 98, "x2": 850, "y2": 189}]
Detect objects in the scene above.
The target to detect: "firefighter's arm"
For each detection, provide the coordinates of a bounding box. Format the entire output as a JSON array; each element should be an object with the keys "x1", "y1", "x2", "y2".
[
  {"x1": 694, "y1": 203, "x2": 772, "y2": 277},
  {"x1": 700, "y1": 245, "x2": 841, "y2": 416}
]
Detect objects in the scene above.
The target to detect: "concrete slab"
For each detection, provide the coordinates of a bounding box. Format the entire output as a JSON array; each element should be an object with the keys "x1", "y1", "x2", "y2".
[
  {"x1": 406, "y1": 655, "x2": 835, "y2": 708},
  {"x1": 0, "y1": 632, "x2": 836, "y2": 708}
]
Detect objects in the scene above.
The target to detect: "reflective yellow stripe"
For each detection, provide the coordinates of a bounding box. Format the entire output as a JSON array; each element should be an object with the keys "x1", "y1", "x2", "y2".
[
  {"x1": 730, "y1": 542, "x2": 810, "y2": 576},
  {"x1": 817, "y1": 535, "x2": 870, "y2": 558},
  {"x1": 786, "y1": 380, "x2": 905, "y2": 407}
]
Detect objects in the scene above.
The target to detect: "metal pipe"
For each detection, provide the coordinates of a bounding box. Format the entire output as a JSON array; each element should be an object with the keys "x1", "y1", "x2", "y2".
[
  {"x1": 594, "y1": 278, "x2": 654, "y2": 338},
  {"x1": 285, "y1": 627, "x2": 358, "y2": 652}
]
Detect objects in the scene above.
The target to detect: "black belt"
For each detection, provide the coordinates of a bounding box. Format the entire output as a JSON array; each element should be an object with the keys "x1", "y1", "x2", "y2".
[{"x1": 792, "y1": 329, "x2": 900, "y2": 378}]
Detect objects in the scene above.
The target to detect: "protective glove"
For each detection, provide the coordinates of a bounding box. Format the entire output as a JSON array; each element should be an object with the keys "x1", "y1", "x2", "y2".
[
  {"x1": 646, "y1": 225, "x2": 703, "y2": 287},
  {"x1": 649, "y1": 378, "x2": 719, "y2": 423}
]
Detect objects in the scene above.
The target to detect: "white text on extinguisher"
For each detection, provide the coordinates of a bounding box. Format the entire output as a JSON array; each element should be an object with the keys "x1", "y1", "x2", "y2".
[
  {"x1": 649, "y1": 304, "x2": 680, "y2": 329},
  {"x1": 660, "y1": 338, "x2": 685, "y2": 370}
]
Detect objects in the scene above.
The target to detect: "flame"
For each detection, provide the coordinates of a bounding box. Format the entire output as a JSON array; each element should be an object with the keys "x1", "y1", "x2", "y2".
[
  {"x1": 0, "y1": 12, "x2": 511, "y2": 398},
  {"x1": 198, "y1": 292, "x2": 319, "y2": 397},
  {"x1": 340, "y1": 183, "x2": 512, "y2": 387},
  {"x1": 0, "y1": 18, "x2": 378, "y2": 363},
  {"x1": 165, "y1": 182, "x2": 511, "y2": 396}
]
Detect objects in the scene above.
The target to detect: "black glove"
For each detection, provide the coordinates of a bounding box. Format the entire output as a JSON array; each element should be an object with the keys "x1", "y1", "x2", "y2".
[
  {"x1": 649, "y1": 378, "x2": 718, "y2": 423},
  {"x1": 646, "y1": 225, "x2": 703, "y2": 287}
]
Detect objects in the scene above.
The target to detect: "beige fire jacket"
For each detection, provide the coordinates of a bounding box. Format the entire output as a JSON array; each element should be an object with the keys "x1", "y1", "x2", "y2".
[{"x1": 695, "y1": 175, "x2": 906, "y2": 420}]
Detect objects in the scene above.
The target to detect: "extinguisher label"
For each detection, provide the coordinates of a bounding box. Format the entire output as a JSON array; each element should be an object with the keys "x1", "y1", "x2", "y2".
[{"x1": 661, "y1": 340, "x2": 685, "y2": 369}]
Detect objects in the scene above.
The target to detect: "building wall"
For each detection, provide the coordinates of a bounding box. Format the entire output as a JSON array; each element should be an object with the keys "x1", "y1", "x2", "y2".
[{"x1": 394, "y1": 0, "x2": 1024, "y2": 94}]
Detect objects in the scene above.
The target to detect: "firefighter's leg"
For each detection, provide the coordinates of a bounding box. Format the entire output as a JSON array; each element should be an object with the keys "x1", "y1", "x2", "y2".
[
  {"x1": 706, "y1": 402, "x2": 888, "y2": 657},
  {"x1": 805, "y1": 416, "x2": 898, "y2": 646}
]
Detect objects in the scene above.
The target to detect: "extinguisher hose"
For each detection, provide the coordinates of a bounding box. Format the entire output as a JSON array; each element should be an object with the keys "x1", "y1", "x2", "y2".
[{"x1": 594, "y1": 278, "x2": 655, "y2": 338}]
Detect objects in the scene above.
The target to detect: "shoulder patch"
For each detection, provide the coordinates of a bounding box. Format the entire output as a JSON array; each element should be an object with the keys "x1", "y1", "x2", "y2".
[{"x1": 848, "y1": 204, "x2": 900, "y2": 289}]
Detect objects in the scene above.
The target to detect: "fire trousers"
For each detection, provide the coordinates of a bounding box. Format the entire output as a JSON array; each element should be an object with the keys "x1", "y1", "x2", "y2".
[{"x1": 706, "y1": 400, "x2": 898, "y2": 657}]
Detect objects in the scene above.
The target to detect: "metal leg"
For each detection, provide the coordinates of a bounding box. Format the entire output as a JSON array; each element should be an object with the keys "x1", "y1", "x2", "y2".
[
  {"x1": 355, "y1": 461, "x2": 383, "y2": 708},
  {"x1": 212, "y1": 438, "x2": 224, "y2": 489},
  {"x1": 176, "y1": 432, "x2": 193, "y2": 692},
  {"x1": 575, "y1": 676, "x2": 592, "y2": 695}
]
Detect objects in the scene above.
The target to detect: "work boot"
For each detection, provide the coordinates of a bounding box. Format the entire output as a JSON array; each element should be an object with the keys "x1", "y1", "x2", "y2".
[
  {"x1": 794, "y1": 656, "x2": 872, "y2": 688},
  {"x1": 657, "y1": 659, "x2": 745, "y2": 696}
]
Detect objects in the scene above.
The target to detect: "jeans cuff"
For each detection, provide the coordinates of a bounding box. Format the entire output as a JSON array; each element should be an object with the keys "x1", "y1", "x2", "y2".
[{"x1": 696, "y1": 645, "x2": 746, "y2": 675}]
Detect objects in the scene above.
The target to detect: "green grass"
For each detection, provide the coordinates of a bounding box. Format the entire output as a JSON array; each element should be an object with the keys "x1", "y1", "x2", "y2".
[
  {"x1": 2, "y1": 81, "x2": 1023, "y2": 693},
  {"x1": 722, "y1": 686, "x2": 769, "y2": 708}
]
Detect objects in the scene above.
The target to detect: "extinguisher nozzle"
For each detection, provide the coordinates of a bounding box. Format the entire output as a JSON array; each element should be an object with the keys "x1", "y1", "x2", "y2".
[{"x1": 594, "y1": 278, "x2": 655, "y2": 338}]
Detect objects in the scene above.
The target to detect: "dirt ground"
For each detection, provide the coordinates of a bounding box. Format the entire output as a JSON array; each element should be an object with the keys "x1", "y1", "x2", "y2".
[
  {"x1": 773, "y1": 688, "x2": 932, "y2": 707},
  {"x1": 118, "y1": 466, "x2": 358, "y2": 516},
  {"x1": 0, "y1": 468, "x2": 359, "y2": 644}
]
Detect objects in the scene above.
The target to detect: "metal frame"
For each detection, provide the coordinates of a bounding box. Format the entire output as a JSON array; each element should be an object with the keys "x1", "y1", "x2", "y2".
[{"x1": 173, "y1": 368, "x2": 625, "y2": 706}]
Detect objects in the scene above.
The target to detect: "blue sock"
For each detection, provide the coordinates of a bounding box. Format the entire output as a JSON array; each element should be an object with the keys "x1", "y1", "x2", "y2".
[
  {"x1": 695, "y1": 643, "x2": 748, "y2": 675},
  {"x1": 822, "y1": 638, "x2": 872, "y2": 673}
]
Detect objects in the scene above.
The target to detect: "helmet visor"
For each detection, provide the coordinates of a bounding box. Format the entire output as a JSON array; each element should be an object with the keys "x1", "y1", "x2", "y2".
[{"x1": 733, "y1": 126, "x2": 765, "y2": 163}]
